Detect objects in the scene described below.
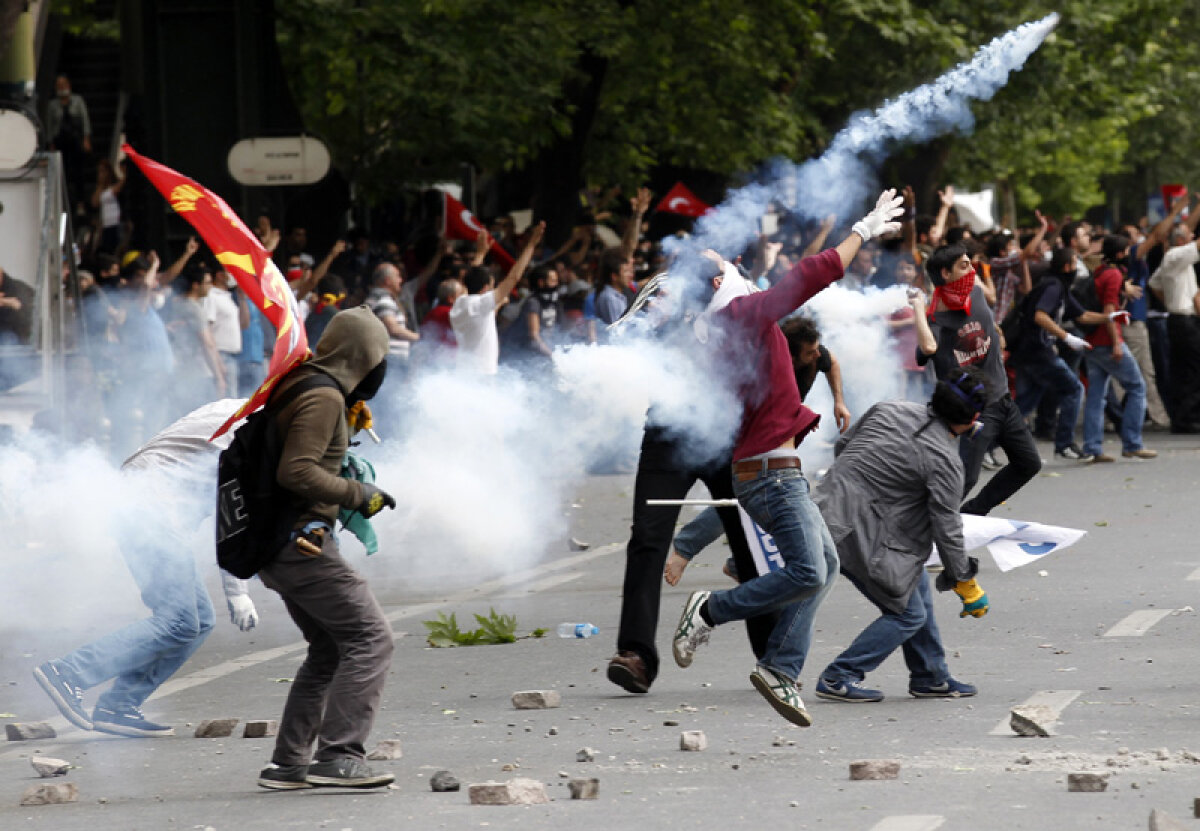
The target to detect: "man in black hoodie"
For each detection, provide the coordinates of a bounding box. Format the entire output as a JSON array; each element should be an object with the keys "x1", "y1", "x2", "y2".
[{"x1": 255, "y1": 305, "x2": 399, "y2": 790}]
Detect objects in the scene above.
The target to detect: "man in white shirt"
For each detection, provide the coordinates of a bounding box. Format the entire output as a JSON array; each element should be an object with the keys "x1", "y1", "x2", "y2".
[
  {"x1": 203, "y1": 266, "x2": 248, "y2": 393},
  {"x1": 450, "y1": 222, "x2": 544, "y2": 375},
  {"x1": 1149, "y1": 224, "x2": 1200, "y2": 432}
]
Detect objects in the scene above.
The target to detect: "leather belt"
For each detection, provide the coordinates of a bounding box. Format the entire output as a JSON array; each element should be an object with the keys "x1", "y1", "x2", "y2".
[{"x1": 732, "y1": 456, "x2": 802, "y2": 482}]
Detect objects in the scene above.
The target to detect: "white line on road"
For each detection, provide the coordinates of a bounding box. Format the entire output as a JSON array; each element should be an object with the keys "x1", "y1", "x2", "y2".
[
  {"x1": 1186, "y1": 566, "x2": 1200, "y2": 581},
  {"x1": 1103, "y1": 609, "x2": 1174, "y2": 637},
  {"x1": 990, "y1": 689, "x2": 1082, "y2": 736},
  {"x1": 146, "y1": 542, "x2": 623, "y2": 704},
  {"x1": 870, "y1": 817, "x2": 946, "y2": 831},
  {"x1": 496, "y1": 572, "x2": 583, "y2": 596}
]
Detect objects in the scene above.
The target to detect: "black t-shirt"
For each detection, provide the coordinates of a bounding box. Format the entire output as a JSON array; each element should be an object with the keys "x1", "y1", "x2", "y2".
[
  {"x1": 794, "y1": 344, "x2": 832, "y2": 401},
  {"x1": 916, "y1": 284, "x2": 1007, "y2": 404}
]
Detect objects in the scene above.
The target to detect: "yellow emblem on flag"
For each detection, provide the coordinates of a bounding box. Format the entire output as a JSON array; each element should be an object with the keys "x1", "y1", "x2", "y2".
[
  {"x1": 216, "y1": 251, "x2": 257, "y2": 276},
  {"x1": 168, "y1": 184, "x2": 205, "y2": 213}
]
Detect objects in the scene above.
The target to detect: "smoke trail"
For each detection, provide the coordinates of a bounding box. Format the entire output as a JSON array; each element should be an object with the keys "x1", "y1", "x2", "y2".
[{"x1": 667, "y1": 13, "x2": 1060, "y2": 264}]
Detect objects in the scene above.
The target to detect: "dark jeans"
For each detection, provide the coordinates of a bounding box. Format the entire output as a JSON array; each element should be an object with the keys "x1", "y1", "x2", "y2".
[
  {"x1": 617, "y1": 427, "x2": 774, "y2": 683},
  {"x1": 1148, "y1": 315, "x2": 1172, "y2": 414},
  {"x1": 822, "y1": 571, "x2": 948, "y2": 688},
  {"x1": 960, "y1": 395, "x2": 1041, "y2": 515},
  {"x1": 1014, "y1": 354, "x2": 1082, "y2": 452},
  {"x1": 1167, "y1": 315, "x2": 1200, "y2": 430},
  {"x1": 259, "y1": 534, "x2": 394, "y2": 765}
]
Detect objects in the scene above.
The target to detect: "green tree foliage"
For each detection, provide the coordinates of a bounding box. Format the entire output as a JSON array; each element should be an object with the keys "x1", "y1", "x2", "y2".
[{"x1": 275, "y1": 0, "x2": 1194, "y2": 225}]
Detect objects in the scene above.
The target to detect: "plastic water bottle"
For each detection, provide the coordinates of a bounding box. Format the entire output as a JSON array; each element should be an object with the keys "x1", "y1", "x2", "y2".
[{"x1": 557, "y1": 622, "x2": 599, "y2": 639}]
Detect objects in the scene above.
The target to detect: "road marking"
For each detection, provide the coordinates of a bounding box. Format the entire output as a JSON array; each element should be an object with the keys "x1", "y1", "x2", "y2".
[
  {"x1": 1103, "y1": 609, "x2": 1173, "y2": 637},
  {"x1": 496, "y1": 572, "x2": 583, "y2": 597},
  {"x1": 870, "y1": 817, "x2": 945, "y2": 831},
  {"x1": 1187, "y1": 566, "x2": 1200, "y2": 581},
  {"x1": 145, "y1": 542, "x2": 622, "y2": 704},
  {"x1": 990, "y1": 689, "x2": 1081, "y2": 736}
]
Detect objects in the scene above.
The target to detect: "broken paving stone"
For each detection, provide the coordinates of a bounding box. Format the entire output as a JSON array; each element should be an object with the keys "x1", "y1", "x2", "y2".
[
  {"x1": 241, "y1": 720, "x2": 278, "y2": 739},
  {"x1": 367, "y1": 739, "x2": 403, "y2": 760},
  {"x1": 680, "y1": 731, "x2": 708, "y2": 752},
  {"x1": 1150, "y1": 808, "x2": 1188, "y2": 831},
  {"x1": 20, "y1": 783, "x2": 78, "y2": 806},
  {"x1": 5, "y1": 722, "x2": 56, "y2": 741},
  {"x1": 468, "y1": 778, "x2": 550, "y2": 806},
  {"x1": 568, "y1": 778, "x2": 599, "y2": 800},
  {"x1": 30, "y1": 757, "x2": 70, "y2": 778},
  {"x1": 1067, "y1": 772, "x2": 1109, "y2": 792},
  {"x1": 663, "y1": 720, "x2": 679, "y2": 727},
  {"x1": 1010, "y1": 705, "x2": 1056, "y2": 737},
  {"x1": 193, "y1": 719, "x2": 238, "y2": 738},
  {"x1": 512, "y1": 690, "x2": 561, "y2": 710},
  {"x1": 849, "y1": 760, "x2": 901, "y2": 781},
  {"x1": 430, "y1": 770, "x2": 460, "y2": 792},
  {"x1": 576, "y1": 748, "x2": 596, "y2": 763}
]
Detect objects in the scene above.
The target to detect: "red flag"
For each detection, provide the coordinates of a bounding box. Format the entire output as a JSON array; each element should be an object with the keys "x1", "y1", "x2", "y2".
[
  {"x1": 655, "y1": 182, "x2": 711, "y2": 218},
  {"x1": 122, "y1": 144, "x2": 309, "y2": 439},
  {"x1": 440, "y1": 191, "x2": 515, "y2": 268}
]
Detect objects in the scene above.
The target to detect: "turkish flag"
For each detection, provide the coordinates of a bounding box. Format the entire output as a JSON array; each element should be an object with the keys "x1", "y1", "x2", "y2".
[
  {"x1": 655, "y1": 182, "x2": 710, "y2": 217},
  {"x1": 440, "y1": 191, "x2": 515, "y2": 268},
  {"x1": 123, "y1": 144, "x2": 309, "y2": 439}
]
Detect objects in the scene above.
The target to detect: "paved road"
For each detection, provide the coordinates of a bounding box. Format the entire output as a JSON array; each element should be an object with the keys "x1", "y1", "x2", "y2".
[{"x1": 2, "y1": 433, "x2": 1199, "y2": 830}]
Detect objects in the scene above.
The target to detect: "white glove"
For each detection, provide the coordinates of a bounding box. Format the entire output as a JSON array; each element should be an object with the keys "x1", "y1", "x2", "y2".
[
  {"x1": 228, "y1": 594, "x2": 259, "y2": 631},
  {"x1": 852, "y1": 189, "x2": 905, "y2": 241},
  {"x1": 1062, "y1": 333, "x2": 1090, "y2": 352},
  {"x1": 1109, "y1": 310, "x2": 1131, "y2": 325}
]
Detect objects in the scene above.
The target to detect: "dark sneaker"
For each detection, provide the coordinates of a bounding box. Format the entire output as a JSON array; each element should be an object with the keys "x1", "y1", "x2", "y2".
[
  {"x1": 672, "y1": 590, "x2": 712, "y2": 668},
  {"x1": 909, "y1": 677, "x2": 977, "y2": 698},
  {"x1": 92, "y1": 705, "x2": 174, "y2": 737},
  {"x1": 607, "y1": 651, "x2": 650, "y2": 694},
  {"x1": 306, "y1": 758, "x2": 394, "y2": 788},
  {"x1": 750, "y1": 665, "x2": 812, "y2": 727},
  {"x1": 33, "y1": 661, "x2": 92, "y2": 731},
  {"x1": 1054, "y1": 444, "x2": 1091, "y2": 461},
  {"x1": 257, "y1": 763, "x2": 312, "y2": 790},
  {"x1": 815, "y1": 677, "x2": 884, "y2": 702}
]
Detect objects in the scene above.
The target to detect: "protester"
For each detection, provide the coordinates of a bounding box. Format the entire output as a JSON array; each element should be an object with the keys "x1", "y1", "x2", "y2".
[
  {"x1": 671, "y1": 189, "x2": 904, "y2": 727},
  {"x1": 255, "y1": 306, "x2": 398, "y2": 790},
  {"x1": 1149, "y1": 221, "x2": 1200, "y2": 433},
  {"x1": 45, "y1": 74, "x2": 91, "y2": 214},
  {"x1": 33, "y1": 399, "x2": 260, "y2": 738}
]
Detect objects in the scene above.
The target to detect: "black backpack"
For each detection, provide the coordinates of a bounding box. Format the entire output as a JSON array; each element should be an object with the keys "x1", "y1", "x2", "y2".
[
  {"x1": 1070, "y1": 269, "x2": 1110, "y2": 336},
  {"x1": 215, "y1": 371, "x2": 340, "y2": 578}
]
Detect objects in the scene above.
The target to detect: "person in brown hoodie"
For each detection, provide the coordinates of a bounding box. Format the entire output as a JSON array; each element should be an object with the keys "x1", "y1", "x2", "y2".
[{"x1": 255, "y1": 305, "x2": 399, "y2": 790}]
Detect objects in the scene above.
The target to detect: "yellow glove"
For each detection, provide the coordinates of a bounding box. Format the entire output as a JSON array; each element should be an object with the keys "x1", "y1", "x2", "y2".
[
  {"x1": 954, "y1": 579, "x2": 989, "y2": 618},
  {"x1": 347, "y1": 400, "x2": 374, "y2": 434}
]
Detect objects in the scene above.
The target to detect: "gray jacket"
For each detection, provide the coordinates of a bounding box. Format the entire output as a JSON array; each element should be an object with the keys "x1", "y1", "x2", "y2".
[{"x1": 814, "y1": 400, "x2": 977, "y2": 614}]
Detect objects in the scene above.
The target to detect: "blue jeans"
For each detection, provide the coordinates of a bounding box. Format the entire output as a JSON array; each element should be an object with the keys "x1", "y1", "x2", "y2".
[
  {"x1": 822, "y1": 571, "x2": 948, "y2": 688},
  {"x1": 1014, "y1": 354, "x2": 1083, "y2": 452},
  {"x1": 238, "y1": 359, "x2": 267, "y2": 399},
  {"x1": 1082, "y1": 345, "x2": 1146, "y2": 455},
  {"x1": 56, "y1": 507, "x2": 215, "y2": 710},
  {"x1": 707, "y1": 470, "x2": 838, "y2": 681},
  {"x1": 674, "y1": 507, "x2": 723, "y2": 560}
]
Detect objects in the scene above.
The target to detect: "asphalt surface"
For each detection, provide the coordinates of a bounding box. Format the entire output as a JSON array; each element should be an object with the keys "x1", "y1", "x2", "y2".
[{"x1": 2, "y1": 431, "x2": 1199, "y2": 830}]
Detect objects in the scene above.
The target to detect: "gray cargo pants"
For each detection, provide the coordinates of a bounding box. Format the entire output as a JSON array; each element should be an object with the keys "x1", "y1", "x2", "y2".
[{"x1": 259, "y1": 534, "x2": 394, "y2": 765}]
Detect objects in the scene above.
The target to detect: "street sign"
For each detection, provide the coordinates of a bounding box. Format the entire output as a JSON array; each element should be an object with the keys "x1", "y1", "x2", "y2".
[{"x1": 226, "y1": 136, "x2": 330, "y2": 186}]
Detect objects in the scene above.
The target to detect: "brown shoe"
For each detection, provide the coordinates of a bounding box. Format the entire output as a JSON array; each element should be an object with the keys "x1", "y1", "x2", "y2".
[
  {"x1": 1090, "y1": 453, "x2": 1116, "y2": 463},
  {"x1": 1122, "y1": 448, "x2": 1158, "y2": 459},
  {"x1": 607, "y1": 651, "x2": 650, "y2": 694}
]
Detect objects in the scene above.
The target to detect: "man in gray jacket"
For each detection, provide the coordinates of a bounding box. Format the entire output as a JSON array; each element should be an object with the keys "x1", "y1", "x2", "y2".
[{"x1": 812, "y1": 367, "x2": 990, "y2": 703}]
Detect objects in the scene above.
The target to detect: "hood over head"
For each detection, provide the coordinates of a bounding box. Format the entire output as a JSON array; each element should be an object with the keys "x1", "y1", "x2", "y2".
[{"x1": 306, "y1": 305, "x2": 390, "y2": 394}]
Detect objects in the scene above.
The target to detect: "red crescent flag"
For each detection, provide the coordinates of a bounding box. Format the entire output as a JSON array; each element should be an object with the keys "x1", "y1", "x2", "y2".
[
  {"x1": 122, "y1": 144, "x2": 310, "y2": 439},
  {"x1": 440, "y1": 191, "x2": 515, "y2": 268},
  {"x1": 655, "y1": 182, "x2": 711, "y2": 218}
]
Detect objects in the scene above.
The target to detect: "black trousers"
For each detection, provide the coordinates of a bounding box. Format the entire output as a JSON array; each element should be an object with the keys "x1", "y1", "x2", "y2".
[
  {"x1": 959, "y1": 395, "x2": 1042, "y2": 516},
  {"x1": 1168, "y1": 314, "x2": 1200, "y2": 430},
  {"x1": 616, "y1": 427, "x2": 775, "y2": 683}
]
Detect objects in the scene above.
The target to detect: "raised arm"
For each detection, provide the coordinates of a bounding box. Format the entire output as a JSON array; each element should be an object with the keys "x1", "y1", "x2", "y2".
[
  {"x1": 930, "y1": 186, "x2": 954, "y2": 247},
  {"x1": 622, "y1": 187, "x2": 652, "y2": 261},
  {"x1": 493, "y1": 221, "x2": 546, "y2": 305},
  {"x1": 162, "y1": 236, "x2": 199, "y2": 282},
  {"x1": 801, "y1": 215, "x2": 836, "y2": 257}
]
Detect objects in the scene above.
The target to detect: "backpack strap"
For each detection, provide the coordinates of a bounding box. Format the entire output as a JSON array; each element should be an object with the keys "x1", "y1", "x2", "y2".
[{"x1": 264, "y1": 369, "x2": 341, "y2": 415}]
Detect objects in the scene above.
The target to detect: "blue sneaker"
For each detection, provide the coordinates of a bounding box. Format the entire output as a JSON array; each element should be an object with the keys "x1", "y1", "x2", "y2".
[
  {"x1": 909, "y1": 677, "x2": 977, "y2": 698},
  {"x1": 33, "y1": 661, "x2": 92, "y2": 731},
  {"x1": 92, "y1": 705, "x2": 175, "y2": 737},
  {"x1": 815, "y1": 677, "x2": 884, "y2": 702}
]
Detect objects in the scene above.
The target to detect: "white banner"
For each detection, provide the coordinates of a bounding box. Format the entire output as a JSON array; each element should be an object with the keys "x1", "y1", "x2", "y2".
[{"x1": 932, "y1": 515, "x2": 1086, "y2": 572}]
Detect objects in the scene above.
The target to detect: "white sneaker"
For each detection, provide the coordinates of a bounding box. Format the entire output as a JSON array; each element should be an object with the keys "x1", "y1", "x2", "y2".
[
  {"x1": 750, "y1": 665, "x2": 812, "y2": 727},
  {"x1": 672, "y1": 590, "x2": 712, "y2": 668}
]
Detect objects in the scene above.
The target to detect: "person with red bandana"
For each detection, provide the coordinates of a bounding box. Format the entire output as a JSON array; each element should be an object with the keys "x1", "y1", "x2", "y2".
[{"x1": 910, "y1": 243, "x2": 1041, "y2": 515}]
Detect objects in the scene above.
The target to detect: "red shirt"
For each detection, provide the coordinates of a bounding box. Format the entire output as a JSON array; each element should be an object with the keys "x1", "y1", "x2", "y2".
[
  {"x1": 421, "y1": 305, "x2": 456, "y2": 347},
  {"x1": 719, "y1": 248, "x2": 844, "y2": 460},
  {"x1": 1086, "y1": 265, "x2": 1124, "y2": 348}
]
